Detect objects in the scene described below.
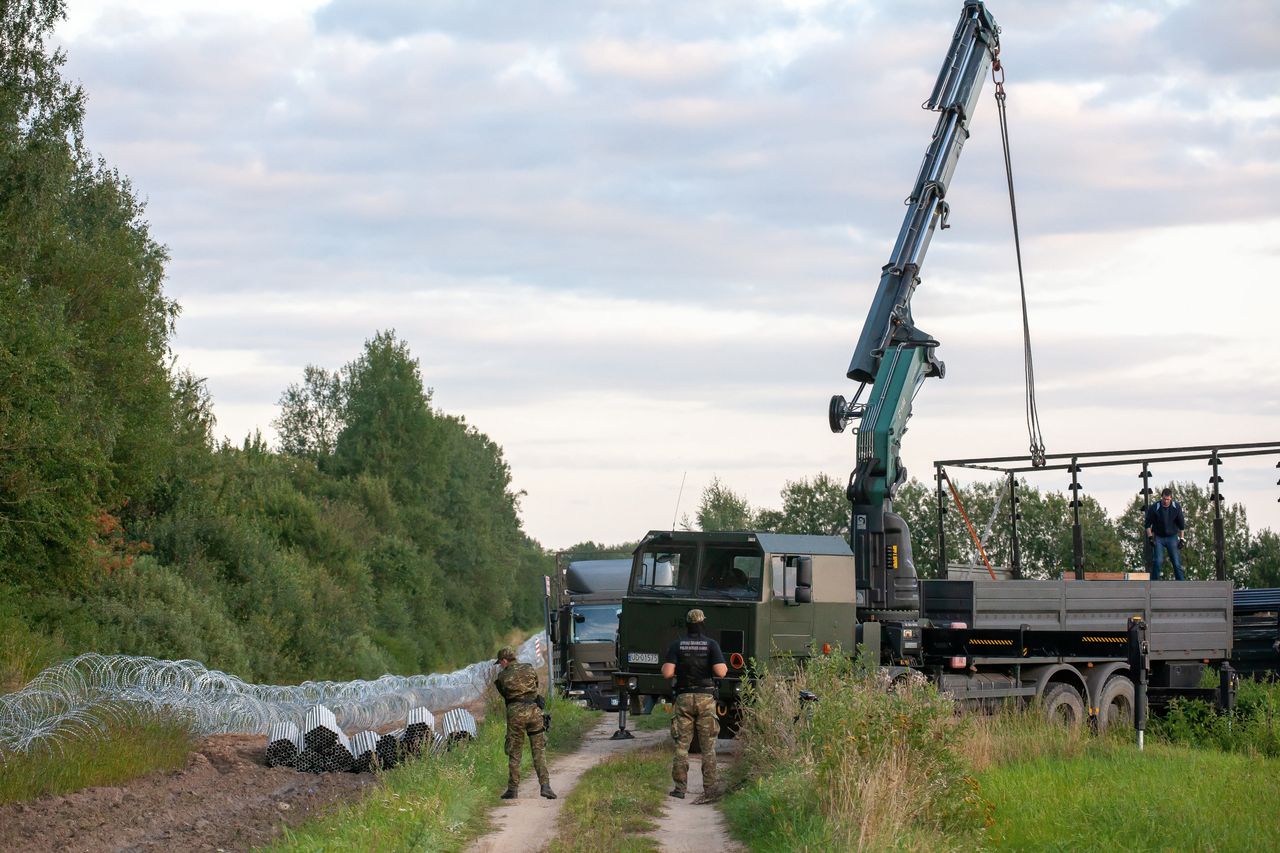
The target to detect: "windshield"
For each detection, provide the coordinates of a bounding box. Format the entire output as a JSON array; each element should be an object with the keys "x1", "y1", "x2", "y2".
[
  {"x1": 632, "y1": 544, "x2": 697, "y2": 596},
  {"x1": 697, "y1": 545, "x2": 764, "y2": 600},
  {"x1": 571, "y1": 605, "x2": 619, "y2": 643}
]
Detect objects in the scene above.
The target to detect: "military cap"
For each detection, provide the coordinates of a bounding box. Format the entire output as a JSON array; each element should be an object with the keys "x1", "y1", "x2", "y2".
[
  {"x1": 495, "y1": 646, "x2": 518, "y2": 663},
  {"x1": 686, "y1": 608, "x2": 706, "y2": 624}
]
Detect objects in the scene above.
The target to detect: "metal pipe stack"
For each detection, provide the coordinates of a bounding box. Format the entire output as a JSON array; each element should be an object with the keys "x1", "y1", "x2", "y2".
[
  {"x1": 302, "y1": 704, "x2": 354, "y2": 773},
  {"x1": 441, "y1": 708, "x2": 478, "y2": 743},
  {"x1": 349, "y1": 730, "x2": 379, "y2": 773},
  {"x1": 401, "y1": 707, "x2": 435, "y2": 755},
  {"x1": 265, "y1": 721, "x2": 303, "y2": 767}
]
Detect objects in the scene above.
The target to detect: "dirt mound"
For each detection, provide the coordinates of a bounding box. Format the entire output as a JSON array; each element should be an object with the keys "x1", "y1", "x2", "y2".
[{"x1": 0, "y1": 734, "x2": 375, "y2": 852}]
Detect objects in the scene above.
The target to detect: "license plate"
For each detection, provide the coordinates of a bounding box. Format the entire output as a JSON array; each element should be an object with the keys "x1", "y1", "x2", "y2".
[{"x1": 627, "y1": 652, "x2": 659, "y2": 665}]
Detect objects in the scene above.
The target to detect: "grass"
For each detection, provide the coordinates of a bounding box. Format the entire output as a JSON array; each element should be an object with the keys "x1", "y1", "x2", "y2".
[
  {"x1": 546, "y1": 745, "x2": 670, "y2": 853},
  {"x1": 0, "y1": 710, "x2": 194, "y2": 803},
  {"x1": 630, "y1": 701, "x2": 673, "y2": 732},
  {"x1": 265, "y1": 697, "x2": 599, "y2": 852},
  {"x1": 980, "y1": 741, "x2": 1280, "y2": 851}
]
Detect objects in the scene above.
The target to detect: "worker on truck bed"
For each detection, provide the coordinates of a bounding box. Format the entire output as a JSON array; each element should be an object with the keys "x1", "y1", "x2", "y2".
[
  {"x1": 494, "y1": 646, "x2": 555, "y2": 800},
  {"x1": 662, "y1": 608, "x2": 728, "y2": 804},
  {"x1": 1145, "y1": 487, "x2": 1186, "y2": 581}
]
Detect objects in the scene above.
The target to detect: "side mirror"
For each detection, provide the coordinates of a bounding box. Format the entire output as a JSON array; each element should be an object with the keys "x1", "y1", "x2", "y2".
[
  {"x1": 549, "y1": 611, "x2": 559, "y2": 625},
  {"x1": 795, "y1": 556, "x2": 813, "y2": 604}
]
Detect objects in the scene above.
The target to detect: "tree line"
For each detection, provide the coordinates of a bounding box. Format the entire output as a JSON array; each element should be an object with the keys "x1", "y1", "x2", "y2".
[
  {"x1": 690, "y1": 474, "x2": 1280, "y2": 586},
  {"x1": 0, "y1": 2, "x2": 546, "y2": 688}
]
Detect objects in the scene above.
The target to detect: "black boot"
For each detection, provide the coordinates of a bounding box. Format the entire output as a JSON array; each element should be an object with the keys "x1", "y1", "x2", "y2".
[
  {"x1": 501, "y1": 785, "x2": 518, "y2": 799},
  {"x1": 669, "y1": 789, "x2": 685, "y2": 799},
  {"x1": 540, "y1": 783, "x2": 557, "y2": 799}
]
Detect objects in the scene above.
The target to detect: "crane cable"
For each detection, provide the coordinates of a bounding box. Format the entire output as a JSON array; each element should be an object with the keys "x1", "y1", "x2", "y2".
[{"x1": 991, "y1": 44, "x2": 1047, "y2": 468}]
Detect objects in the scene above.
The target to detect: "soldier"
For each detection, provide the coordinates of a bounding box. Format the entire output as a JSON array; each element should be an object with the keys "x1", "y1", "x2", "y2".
[
  {"x1": 661, "y1": 609, "x2": 728, "y2": 804},
  {"x1": 493, "y1": 646, "x2": 555, "y2": 800}
]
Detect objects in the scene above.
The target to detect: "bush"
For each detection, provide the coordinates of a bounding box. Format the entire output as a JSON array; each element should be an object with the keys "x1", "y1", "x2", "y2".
[
  {"x1": 727, "y1": 653, "x2": 989, "y2": 851},
  {"x1": 1154, "y1": 679, "x2": 1280, "y2": 756}
]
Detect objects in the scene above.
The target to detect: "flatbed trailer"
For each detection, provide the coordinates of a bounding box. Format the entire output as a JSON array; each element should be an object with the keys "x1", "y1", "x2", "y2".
[{"x1": 1232, "y1": 587, "x2": 1280, "y2": 679}]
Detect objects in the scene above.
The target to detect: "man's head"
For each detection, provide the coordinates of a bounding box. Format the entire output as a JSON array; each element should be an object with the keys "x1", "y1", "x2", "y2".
[
  {"x1": 495, "y1": 646, "x2": 518, "y2": 668},
  {"x1": 686, "y1": 608, "x2": 705, "y2": 627},
  {"x1": 1161, "y1": 487, "x2": 1173, "y2": 506}
]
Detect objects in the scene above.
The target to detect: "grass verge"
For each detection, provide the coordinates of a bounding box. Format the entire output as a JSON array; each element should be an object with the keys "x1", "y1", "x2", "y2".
[
  {"x1": 630, "y1": 702, "x2": 673, "y2": 732},
  {"x1": 265, "y1": 697, "x2": 599, "y2": 852},
  {"x1": 980, "y1": 740, "x2": 1280, "y2": 850},
  {"x1": 0, "y1": 710, "x2": 194, "y2": 803},
  {"x1": 546, "y1": 745, "x2": 670, "y2": 853}
]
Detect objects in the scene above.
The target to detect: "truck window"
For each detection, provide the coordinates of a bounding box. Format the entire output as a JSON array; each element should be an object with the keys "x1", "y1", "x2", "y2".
[
  {"x1": 698, "y1": 545, "x2": 764, "y2": 600},
  {"x1": 633, "y1": 545, "x2": 696, "y2": 595},
  {"x1": 571, "y1": 605, "x2": 618, "y2": 643}
]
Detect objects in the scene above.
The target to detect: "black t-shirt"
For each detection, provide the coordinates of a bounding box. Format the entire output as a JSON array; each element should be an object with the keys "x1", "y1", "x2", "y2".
[{"x1": 664, "y1": 631, "x2": 726, "y2": 693}]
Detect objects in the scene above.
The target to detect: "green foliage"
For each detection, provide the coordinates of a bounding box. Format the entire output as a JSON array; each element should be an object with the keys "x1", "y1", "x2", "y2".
[
  {"x1": 1152, "y1": 679, "x2": 1280, "y2": 757},
  {"x1": 726, "y1": 652, "x2": 988, "y2": 851},
  {"x1": 547, "y1": 746, "x2": 668, "y2": 853},
  {"x1": 273, "y1": 364, "x2": 344, "y2": 460},
  {"x1": 754, "y1": 473, "x2": 849, "y2": 538},
  {"x1": 691, "y1": 476, "x2": 753, "y2": 532},
  {"x1": 0, "y1": 709, "x2": 193, "y2": 803},
  {"x1": 268, "y1": 698, "x2": 598, "y2": 853}
]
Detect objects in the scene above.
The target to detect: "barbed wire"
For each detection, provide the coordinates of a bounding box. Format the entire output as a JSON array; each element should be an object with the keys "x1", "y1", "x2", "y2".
[{"x1": 0, "y1": 633, "x2": 545, "y2": 755}]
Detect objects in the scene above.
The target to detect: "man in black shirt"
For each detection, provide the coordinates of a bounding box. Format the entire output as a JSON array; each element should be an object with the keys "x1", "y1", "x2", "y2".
[
  {"x1": 661, "y1": 608, "x2": 728, "y2": 803},
  {"x1": 1144, "y1": 487, "x2": 1186, "y2": 581}
]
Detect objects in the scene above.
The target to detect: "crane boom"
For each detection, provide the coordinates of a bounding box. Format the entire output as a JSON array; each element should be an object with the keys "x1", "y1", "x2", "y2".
[{"x1": 831, "y1": 1, "x2": 999, "y2": 613}]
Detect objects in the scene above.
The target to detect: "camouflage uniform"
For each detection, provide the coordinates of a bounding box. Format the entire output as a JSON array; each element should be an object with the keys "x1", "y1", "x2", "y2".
[
  {"x1": 670, "y1": 692, "x2": 718, "y2": 795},
  {"x1": 494, "y1": 660, "x2": 549, "y2": 787}
]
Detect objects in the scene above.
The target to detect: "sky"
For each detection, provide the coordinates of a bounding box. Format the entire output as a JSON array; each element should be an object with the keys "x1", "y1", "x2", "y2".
[{"x1": 55, "y1": 0, "x2": 1280, "y2": 550}]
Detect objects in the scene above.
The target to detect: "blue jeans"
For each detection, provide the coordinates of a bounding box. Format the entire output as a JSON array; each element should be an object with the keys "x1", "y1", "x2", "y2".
[{"x1": 1152, "y1": 535, "x2": 1184, "y2": 581}]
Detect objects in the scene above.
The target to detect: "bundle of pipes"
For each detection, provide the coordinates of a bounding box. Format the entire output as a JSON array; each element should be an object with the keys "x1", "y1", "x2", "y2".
[
  {"x1": 263, "y1": 704, "x2": 476, "y2": 773},
  {"x1": 441, "y1": 708, "x2": 478, "y2": 743},
  {"x1": 265, "y1": 721, "x2": 302, "y2": 768},
  {"x1": 401, "y1": 707, "x2": 436, "y2": 756}
]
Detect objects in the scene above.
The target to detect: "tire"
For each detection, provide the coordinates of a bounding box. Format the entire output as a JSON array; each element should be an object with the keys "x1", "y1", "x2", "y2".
[
  {"x1": 1096, "y1": 675, "x2": 1135, "y2": 734},
  {"x1": 1041, "y1": 682, "x2": 1085, "y2": 728}
]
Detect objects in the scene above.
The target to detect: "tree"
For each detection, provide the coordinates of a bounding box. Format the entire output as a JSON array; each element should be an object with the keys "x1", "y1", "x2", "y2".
[
  {"x1": 693, "y1": 477, "x2": 753, "y2": 532},
  {"x1": 770, "y1": 474, "x2": 850, "y2": 537},
  {"x1": 1, "y1": 0, "x2": 178, "y2": 586},
  {"x1": 332, "y1": 331, "x2": 442, "y2": 502},
  {"x1": 273, "y1": 365, "x2": 344, "y2": 459}
]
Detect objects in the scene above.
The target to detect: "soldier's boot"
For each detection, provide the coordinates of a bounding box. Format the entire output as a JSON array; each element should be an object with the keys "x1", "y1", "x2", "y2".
[
  {"x1": 669, "y1": 788, "x2": 685, "y2": 799},
  {"x1": 540, "y1": 783, "x2": 557, "y2": 799},
  {"x1": 693, "y1": 786, "x2": 723, "y2": 805},
  {"x1": 501, "y1": 784, "x2": 518, "y2": 799}
]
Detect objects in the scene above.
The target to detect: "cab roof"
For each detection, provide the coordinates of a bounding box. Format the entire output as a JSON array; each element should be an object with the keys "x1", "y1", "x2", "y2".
[{"x1": 639, "y1": 530, "x2": 852, "y2": 557}]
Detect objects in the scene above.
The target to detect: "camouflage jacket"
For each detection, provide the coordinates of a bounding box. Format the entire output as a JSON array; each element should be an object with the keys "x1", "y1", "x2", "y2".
[{"x1": 495, "y1": 661, "x2": 539, "y2": 704}]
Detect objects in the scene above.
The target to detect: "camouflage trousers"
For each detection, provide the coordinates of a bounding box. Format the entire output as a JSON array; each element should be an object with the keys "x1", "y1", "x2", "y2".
[
  {"x1": 504, "y1": 703, "x2": 549, "y2": 786},
  {"x1": 670, "y1": 692, "x2": 718, "y2": 794}
]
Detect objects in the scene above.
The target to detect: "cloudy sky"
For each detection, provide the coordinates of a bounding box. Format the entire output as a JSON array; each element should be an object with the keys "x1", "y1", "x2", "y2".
[{"x1": 56, "y1": 0, "x2": 1280, "y2": 549}]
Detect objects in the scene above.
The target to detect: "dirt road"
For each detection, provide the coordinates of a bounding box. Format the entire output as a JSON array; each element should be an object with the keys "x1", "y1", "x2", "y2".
[{"x1": 468, "y1": 717, "x2": 743, "y2": 853}]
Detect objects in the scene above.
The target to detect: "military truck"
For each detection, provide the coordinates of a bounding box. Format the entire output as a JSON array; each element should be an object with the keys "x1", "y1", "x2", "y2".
[
  {"x1": 614, "y1": 529, "x2": 1234, "y2": 734},
  {"x1": 548, "y1": 557, "x2": 631, "y2": 710}
]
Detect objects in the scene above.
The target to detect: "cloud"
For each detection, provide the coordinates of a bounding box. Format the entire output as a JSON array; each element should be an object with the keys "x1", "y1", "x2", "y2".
[{"x1": 56, "y1": 0, "x2": 1280, "y2": 544}]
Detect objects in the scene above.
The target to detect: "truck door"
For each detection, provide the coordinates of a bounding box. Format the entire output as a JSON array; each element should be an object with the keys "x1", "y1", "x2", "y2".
[{"x1": 769, "y1": 555, "x2": 815, "y2": 656}]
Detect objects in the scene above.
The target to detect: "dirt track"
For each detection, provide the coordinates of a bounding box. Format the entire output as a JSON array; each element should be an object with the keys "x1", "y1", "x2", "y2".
[{"x1": 0, "y1": 735, "x2": 375, "y2": 852}]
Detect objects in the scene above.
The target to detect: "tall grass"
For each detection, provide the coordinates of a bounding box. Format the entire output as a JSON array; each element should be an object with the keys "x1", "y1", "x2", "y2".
[
  {"x1": 267, "y1": 697, "x2": 598, "y2": 852},
  {"x1": 0, "y1": 711, "x2": 194, "y2": 803},
  {"x1": 1154, "y1": 678, "x2": 1280, "y2": 756},
  {"x1": 724, "y1": 654, "x2": 988, "y2": 852}
]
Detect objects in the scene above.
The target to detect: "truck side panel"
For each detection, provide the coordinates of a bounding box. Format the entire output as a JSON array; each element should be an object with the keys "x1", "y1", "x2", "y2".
[{"x1": 920, "y1": 579, "x2": 1232, "y2": 660}]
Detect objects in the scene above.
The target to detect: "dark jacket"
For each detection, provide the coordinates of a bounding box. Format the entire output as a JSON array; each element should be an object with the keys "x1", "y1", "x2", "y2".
[
  {"x1": 1145, "y1": 500, "x2": 1185, "y2": 538},
  {"x1": 664, "y1": 631, "x2": 725, "y2": 694}
]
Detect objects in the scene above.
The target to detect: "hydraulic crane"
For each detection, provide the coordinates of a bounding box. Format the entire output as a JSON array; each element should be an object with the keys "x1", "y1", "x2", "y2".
[{"x1": 828, "y1": 1, "x2": 1000, "y2": 614}]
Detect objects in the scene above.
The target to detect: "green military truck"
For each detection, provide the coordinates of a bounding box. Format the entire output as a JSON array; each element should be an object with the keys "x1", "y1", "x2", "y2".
[
  {"x1": 548, "y1": 557, "x2": 631, "y2": 710},
  {"x1": 614, "y1": 529, "x2": 1234, "y2": 735}
]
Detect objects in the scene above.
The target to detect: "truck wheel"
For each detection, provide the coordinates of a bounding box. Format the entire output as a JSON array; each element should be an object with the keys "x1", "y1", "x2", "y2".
[
  {"x1": 1042, "y1": 683, "x2": 1085, "y2": 728},
  {"x1": 715, "y1": 702, "x2": 742, "y2": 739},
  {"x1": 1096, "y1": 676, "x2": 1134, "y2": 733}
]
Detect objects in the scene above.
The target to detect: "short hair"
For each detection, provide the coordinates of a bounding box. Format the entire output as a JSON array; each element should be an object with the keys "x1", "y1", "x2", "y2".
[{"x1": 1160, "y1": 488, "x2": 1173, "y2": 498}]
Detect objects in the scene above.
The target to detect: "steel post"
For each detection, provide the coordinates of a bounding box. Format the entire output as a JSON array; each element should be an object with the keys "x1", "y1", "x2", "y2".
[
  {"x1": 1210, "y1": 451, "x2": 1226, "y2": 581},
  {"x1": 1007, "y1": 471, "x2": 1022, "y2": 579},
  {"x1": 1069, "y1": 458, "x2": 1084, "y2": 580},
  {"x1": 935, "y1": 464, "x2": 948, "y2": 578}
]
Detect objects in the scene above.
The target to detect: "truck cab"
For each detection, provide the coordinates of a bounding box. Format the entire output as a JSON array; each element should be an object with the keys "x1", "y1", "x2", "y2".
[
  {"x1": 551, "y1": 557, "x2": 631, "y2": 710},
  {"x1": 615, "y1": 530, "x2": 861, "y2": 724}
]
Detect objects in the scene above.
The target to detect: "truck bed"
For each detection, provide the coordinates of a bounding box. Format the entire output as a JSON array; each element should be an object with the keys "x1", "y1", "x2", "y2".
[{"x1": 920, "y1": 579, "x2": 1232, "y2": 661}]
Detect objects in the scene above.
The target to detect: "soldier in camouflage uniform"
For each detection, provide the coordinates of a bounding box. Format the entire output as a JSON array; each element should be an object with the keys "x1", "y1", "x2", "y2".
[
  {"x1": 661, "y1": 609, "x2": 728, "y2": 804},
  {"x1": 493, "y1": 646, "x2": 555, "y2": 800}
]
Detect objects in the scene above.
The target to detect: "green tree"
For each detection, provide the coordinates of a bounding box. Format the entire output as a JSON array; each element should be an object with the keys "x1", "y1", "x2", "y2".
[
  {"x1": 273, "y1": 365, "x2": 344, "y2": 459},
  {"x1": 760, "y1": 473, "x2": 850, "y2": 537},
  {"x1": 692, "y1": 476, "x2": 753, "y2": 531}
]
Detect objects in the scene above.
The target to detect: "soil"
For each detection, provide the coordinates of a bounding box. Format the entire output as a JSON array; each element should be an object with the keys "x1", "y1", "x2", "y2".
[
  {"x1": 648, "y1": 738, "x2": 744, "y2": 853},
  {"x1": 0, "y1": 734, "x2": 376, "y2": 853}
]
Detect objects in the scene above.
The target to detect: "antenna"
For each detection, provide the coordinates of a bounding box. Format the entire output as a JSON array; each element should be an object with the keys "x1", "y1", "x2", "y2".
[{"x1": 671, "y1": 471, "x2": 688, "y2": 531}]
